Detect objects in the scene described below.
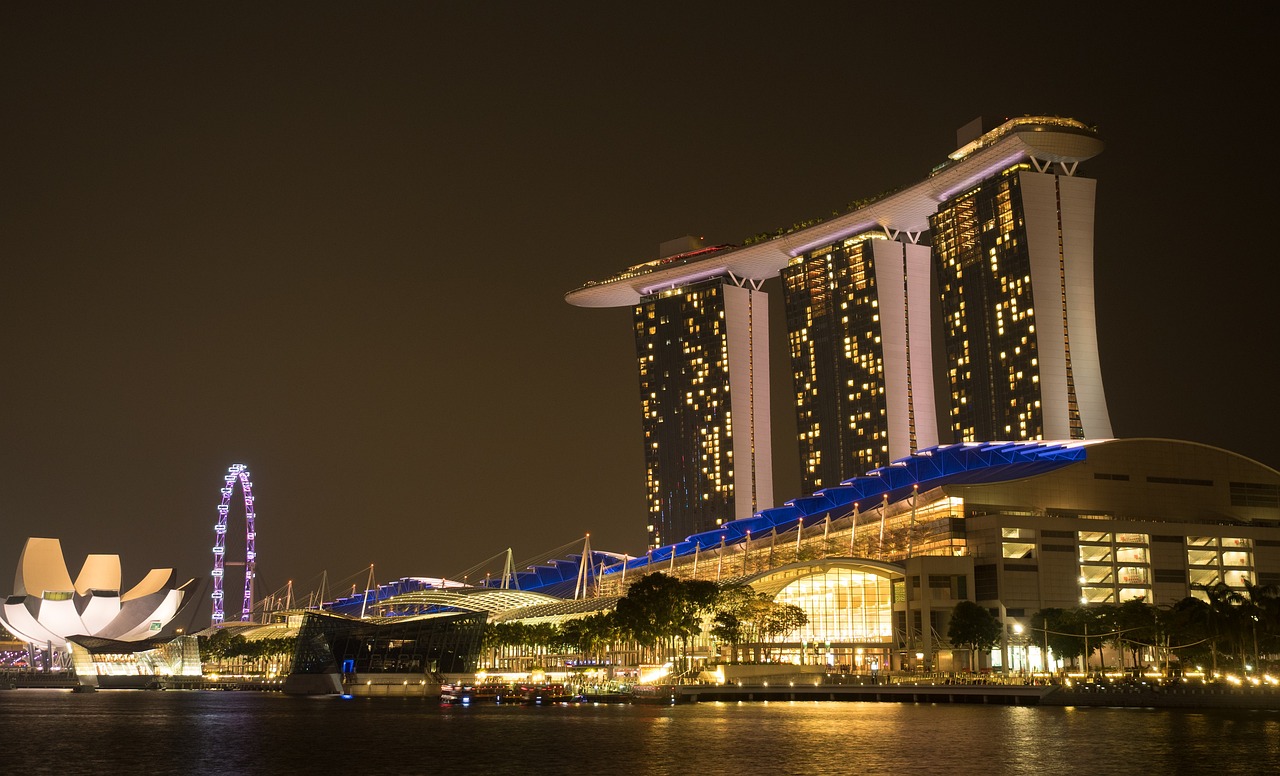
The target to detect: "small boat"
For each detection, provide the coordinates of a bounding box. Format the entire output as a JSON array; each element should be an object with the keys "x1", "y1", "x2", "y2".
[
  {"x1": 576, "y1": 691, "x2": 632, "y2": 704},
  {"x1": 520, "y1": 683, "x2": 575, "y2": 705},
  {"x1": 441, "y1": 684, "x2": 517, "y2": 705},
  {"x1": 629, "y1": 685, "x2": 683, "y2": 704}
]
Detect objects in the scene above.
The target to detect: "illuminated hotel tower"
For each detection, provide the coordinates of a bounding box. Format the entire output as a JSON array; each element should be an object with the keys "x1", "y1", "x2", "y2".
[
  {"x1": 633, "y1": 258, "x2": 773, "y2": 548},
  {"x1": 931, "y1": 122, "x2": 1112, "y2": 442},
  {"x1": 567, "y1": 115, "x2": 1110, "y2": 542},
  {"x1": 782, "y1": 234, "x2": 937, "y2": 492}
]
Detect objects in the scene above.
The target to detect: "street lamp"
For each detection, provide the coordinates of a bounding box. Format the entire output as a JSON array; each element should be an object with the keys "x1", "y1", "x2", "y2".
[{"x1": 1012, "y1": 623, "x2": 1026, "y2": 675}]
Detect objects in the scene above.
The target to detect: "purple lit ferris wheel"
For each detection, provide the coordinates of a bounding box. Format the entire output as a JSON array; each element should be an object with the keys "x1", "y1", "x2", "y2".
[{"x1": 211, "y1": 463, "x2": 257, "y2": 626}]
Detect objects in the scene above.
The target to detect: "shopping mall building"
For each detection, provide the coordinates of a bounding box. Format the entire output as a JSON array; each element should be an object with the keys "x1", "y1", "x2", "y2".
[
  {"x1": 318, "y1": 437, "x2": 1279, "y2": 680},
  {"x1": 569, "y1": 437, "x2": 1280, "y2": 674}
]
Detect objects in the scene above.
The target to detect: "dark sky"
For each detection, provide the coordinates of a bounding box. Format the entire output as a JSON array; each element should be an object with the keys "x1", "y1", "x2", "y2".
[{"x1": 3, "y1": 4, "x2": 1274, "y2": 624}]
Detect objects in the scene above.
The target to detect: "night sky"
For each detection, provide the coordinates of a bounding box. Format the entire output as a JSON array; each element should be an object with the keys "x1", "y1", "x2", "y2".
[{"x1": 3, "y1": 4, "x2": 1274, "y2": 625}]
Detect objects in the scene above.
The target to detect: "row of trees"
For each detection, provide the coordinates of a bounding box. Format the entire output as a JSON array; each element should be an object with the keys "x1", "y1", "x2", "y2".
[
  {"x1": 198, "y1": 629, "x2": 296, "y2": 674},
  {"x1": 948, "y1": 582, "x2": 1280, "y2": 674},
  {"x1": 483, "y1": 573, "x2": 808, "y2": 676}
]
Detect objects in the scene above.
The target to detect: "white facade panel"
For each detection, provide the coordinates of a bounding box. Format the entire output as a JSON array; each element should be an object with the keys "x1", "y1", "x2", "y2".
[
  {"x1": 904, "y1": 242, "x2": 939, "y2": 452},
  {"x1": 112, "y1": 589, "x2": 184, "y2": 642},
  {"x1": 872, "y1": 240, "x2": 912, "y2": 462},
  {"x1": 1058, "y1": 175, "x2": 1113, "y2": 437},
  {"x1": 723, "y1": 284, "x2": 773, "y2": 519},
  {"x1": 1, "y1": 600, "x2": 66, "y2": 647},
  {"x1": 1020, "y1": 171, "x2": 1072, "y2": 440},
  {"x1": 36, "y1": 597, "x2": 88, "y2": 641},
  {"x1": 79, "y1": 593, "x2": 122, "y2": 634}
]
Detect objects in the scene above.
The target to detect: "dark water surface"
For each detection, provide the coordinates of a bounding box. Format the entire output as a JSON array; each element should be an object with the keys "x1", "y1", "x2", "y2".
[{"x1": 3, "y1": 689, "x2": 1278, "y2": 775}]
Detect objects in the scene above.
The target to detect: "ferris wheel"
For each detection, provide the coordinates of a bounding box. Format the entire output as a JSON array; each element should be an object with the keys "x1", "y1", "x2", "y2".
[{"x1": 211, "y1": 463, "x2": 257, "y2": 626}]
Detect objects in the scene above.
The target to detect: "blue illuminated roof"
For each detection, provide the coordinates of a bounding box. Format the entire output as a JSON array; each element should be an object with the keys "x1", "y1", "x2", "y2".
[
  {"x1": 598, "y1": 440, "x2": 1096, "y2": 582},
  {"x1": 340, "y1": 440, "x2": 1097, "y2": 599}
]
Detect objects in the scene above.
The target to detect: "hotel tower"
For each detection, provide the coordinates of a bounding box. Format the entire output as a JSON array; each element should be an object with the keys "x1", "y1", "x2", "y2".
[{"x1": 567, "y1": 116, "x2": 1112, "y2": 547}]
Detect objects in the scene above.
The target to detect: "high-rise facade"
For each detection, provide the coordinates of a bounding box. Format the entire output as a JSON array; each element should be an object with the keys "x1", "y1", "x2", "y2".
[
  {"x1": 634, "y1": 275, "x2": 773, "y2": 549},
  {"x1": 781, "y1": 234, "x2": 937, "y2": 493},
  {"x1": 932, "y1": 163, "x2": 1112, "y2": 442},
  {"x1": 567, "y1": 115, "x2": 1110, "y2": 546}
]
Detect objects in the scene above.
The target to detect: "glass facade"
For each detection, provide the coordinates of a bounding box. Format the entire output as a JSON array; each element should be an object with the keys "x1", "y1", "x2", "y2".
[
  {"x1": 634, "y1": 278, "x2": 737, "y2": 547},
  {"x1": 1002, "y1": 527, "x2": 1035, "y2": 559},
  {"x1": 781, "y1": 234, "x2": 891, "y2": 492},
  {"x1": 932, "y1": 166, "x2": 1068, "y2": 442},
  {"x1": 1078, "y1": 531, "x2": 1151, "y2": 603},
  {"x1": 771, "y1": 566, "x2": 894, "y2": 646},
  {"x1": 1187, "y1": 537, "x2": 1256, "y2": 594},
  {"x1": 291, "y1": 611, "x2": 486, "y2": 676}
]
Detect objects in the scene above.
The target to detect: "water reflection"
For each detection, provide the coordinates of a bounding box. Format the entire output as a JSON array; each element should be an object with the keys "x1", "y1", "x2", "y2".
[{"x1": 1, "y1": 691, "x2": 1276, "y2": 775}]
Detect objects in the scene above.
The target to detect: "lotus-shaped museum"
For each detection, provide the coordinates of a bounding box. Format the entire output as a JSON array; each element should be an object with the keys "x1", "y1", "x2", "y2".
[{"x1": 0, "y1": 537, "x2": 192, "y2": 648}]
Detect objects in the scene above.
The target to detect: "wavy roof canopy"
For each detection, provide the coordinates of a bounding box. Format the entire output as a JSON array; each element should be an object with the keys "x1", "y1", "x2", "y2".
[{"x1": 374, "y1": 587, "x2": 561, "y2": 615}]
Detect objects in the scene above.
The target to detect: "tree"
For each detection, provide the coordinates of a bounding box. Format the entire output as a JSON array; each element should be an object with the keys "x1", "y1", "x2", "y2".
[
  {"x1": 199, "y1": 628, "x2": 247, "y2": 665},
  {"x1": 709, "y1": 584, "x2": 756, "y2": 662},
  {"x1": 613, "y1": 573, "x2": 719, "y2": 676},
  {"x1": 707, "y1": 583, "x2": 808, "y2": 662},
  {"x1": 1241, "y1": 580, "x2": 1280, "y2": 672},
  {"x1": 1112, "y1": 599, "x2": 1159, "y2": 669},
  {"x1": 758, "y1": 602, "x2": 808, "y2": 656},
  {"x1": 1167, "y1": 596, "x2": 1215, "y2": 671},
  {"x1": 1192, "y1": 582, "x2": 1246, "y2": 673},
  {"x1": 710, "y1": 611, "x2": 745, "y2": 661},
  {"x1": 947, "y1": 601, "x2": 1001, "y2": 672},
  {"x1": 560, "y1": 612, "x2": 617, "y2": 665},
  {"x1": 1031, "y1": 608, "x2": 1084, "y2": 671},
  {"x1": 1074, "y1": 605, "x2": 1115, "y2": 671}
]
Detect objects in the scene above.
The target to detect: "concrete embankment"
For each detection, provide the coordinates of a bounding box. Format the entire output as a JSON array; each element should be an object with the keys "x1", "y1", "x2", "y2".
[
  {"x1": 1040, "y1": 685, "x2": 1280, "y2": 710},
  {"x1": 659, "y1": 682, "x2": 1280, "y2": 709},
  {"x1": 667, "y1": 683, "x2": 1053, "y2": 705}
]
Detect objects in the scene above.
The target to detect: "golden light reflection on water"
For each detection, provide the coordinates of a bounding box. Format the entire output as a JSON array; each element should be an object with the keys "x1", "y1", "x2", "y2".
[
  {"x1": 621, "y1": 701, "x2": 1280, "y2": 776},
  {"x1": 1, "y1": 691, "x2": 1277, "y2": 775}
]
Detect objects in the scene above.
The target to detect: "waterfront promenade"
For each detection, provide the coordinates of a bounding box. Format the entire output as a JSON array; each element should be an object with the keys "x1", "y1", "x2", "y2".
[
  {"x1": 6, "y1": 667, "x2": 1279, "y2": 709},
  {"x1": 635, "y1": 671, "x2": 1280, "y2": 709},
  {"x1": 650, "y1": 680, "x2": 1280, "y2": 709}
]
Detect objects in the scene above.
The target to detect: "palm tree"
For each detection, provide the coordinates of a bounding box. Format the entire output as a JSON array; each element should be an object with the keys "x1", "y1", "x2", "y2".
[
  {"x1": 1192, "y1": 582, "x2": 1245, "y2": 674},
  {"x1": 1112, "y1": 599, "x2": 1159, "y2": 670},
  {"x1": 1168, "y1": 596, "x2": 1214, "y2": 671},
  {"x1": 1031, "y1": 608, "x2": 1082, "y2": 672},
  {"x1": 1241, "y1": 580, "x2": 1280, "y2": 671},
  {"x1": 1072, "y1": 605, "x2": 1115, "y2": 672}
]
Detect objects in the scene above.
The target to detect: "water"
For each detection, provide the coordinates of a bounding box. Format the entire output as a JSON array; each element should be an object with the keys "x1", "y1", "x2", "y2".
[{"x1": 3, "y1": 690, "x2": 1278, "y2": 775}]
